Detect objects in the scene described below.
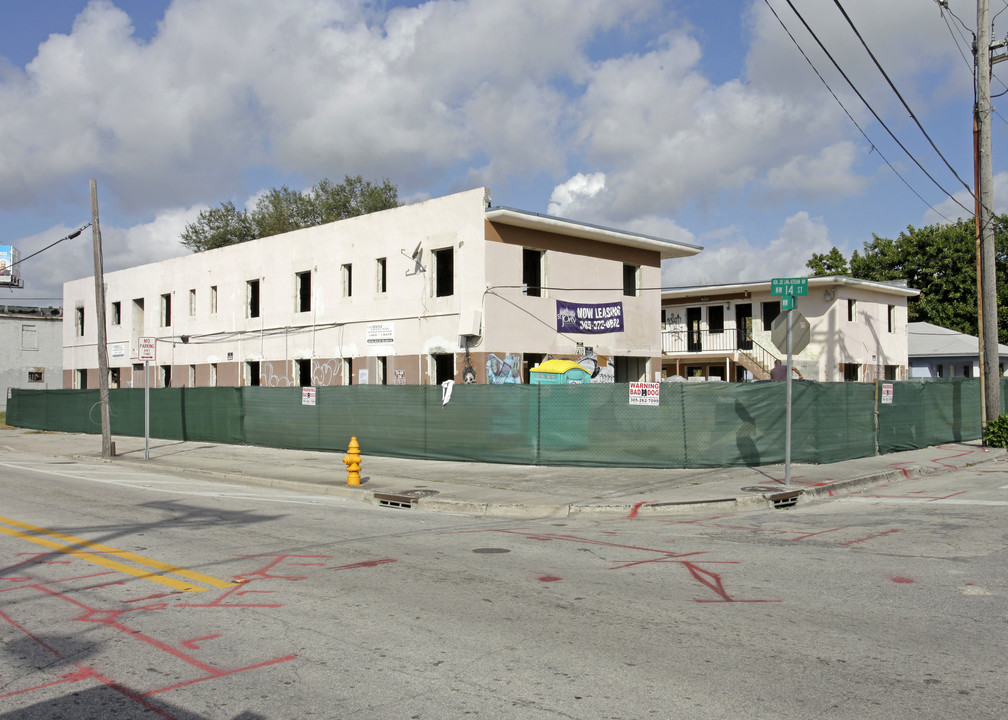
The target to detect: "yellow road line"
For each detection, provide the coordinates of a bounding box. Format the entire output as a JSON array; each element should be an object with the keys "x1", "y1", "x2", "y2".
[{"x1": 0, "y1": 515, "x2": 236, "y2": 593}]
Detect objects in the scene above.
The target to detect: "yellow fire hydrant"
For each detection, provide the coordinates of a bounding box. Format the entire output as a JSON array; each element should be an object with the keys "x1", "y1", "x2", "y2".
[{"x1": 343, "y1": 436, "x2": 362, "y2": 486}]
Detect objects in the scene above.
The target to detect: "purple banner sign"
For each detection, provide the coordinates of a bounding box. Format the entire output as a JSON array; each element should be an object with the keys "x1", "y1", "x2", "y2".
[{"x1": 555, "y1": 300, "x2": 624, "y2": 334}]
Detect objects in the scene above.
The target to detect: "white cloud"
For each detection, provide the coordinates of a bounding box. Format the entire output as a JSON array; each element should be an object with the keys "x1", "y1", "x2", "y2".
[
  {"x1": 661, "y1": 211, "x2": 831, "y2": 287},
  {"x1": 764, "y1": 142, "x2": 866, "y2": 197},
  {"x1": 15, "y1": 205, "x2": 201, "y2": 301},
  {"x1": 548, "y1": 172, "x2": 606, "y2": 216}
]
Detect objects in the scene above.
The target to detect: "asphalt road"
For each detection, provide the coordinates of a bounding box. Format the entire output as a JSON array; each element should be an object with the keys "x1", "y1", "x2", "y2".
[{"x1": 1, "y1": 450, "x2": 1006, "y2": 719}]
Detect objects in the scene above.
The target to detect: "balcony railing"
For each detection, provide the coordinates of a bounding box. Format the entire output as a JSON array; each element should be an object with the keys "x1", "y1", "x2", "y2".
[{"x1": 661, "y1": 327, "x2": 754, "y2": 354}]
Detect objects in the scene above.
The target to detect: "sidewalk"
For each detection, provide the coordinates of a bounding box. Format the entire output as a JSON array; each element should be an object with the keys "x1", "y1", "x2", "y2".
[{"x1": 1, "y1": 427, "x2": 1002, "y2": 517}]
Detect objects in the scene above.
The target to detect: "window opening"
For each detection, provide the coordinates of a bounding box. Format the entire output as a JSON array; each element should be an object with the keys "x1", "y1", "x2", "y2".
[
  {"x1": 342, "y1": 264, "x2": 353, "y2": 297},
  {"x1": 297, "y1": 358, "x2": 312, "y2": 387},
  {"x1": 296, "y1": 271, "x2": 312, "y2": 312},
  {"x1": 161, "y1": 293, "x2": 171, "y2": 327},
  {"x1": 761, "y1": 301, "x2": 780, "y2": 331},
  {"x1": 247, "y1": 279, "x2": 260, "y2": 318},
  {"x1": 111, "y1": 301, "x2": 121, "y2": 325},
  {"x1": 432, "y1": 353, "x2": 454, "y2": 384},
  {"x1": 247, "y1": 360, "x2": 260, "y2": 386},
  {"x1": 623, "y1": 264, "x2": 638, "y2": 297},
  {"x1": 708, "y1": 306, "x2": 724, "y2": 334},
  {"x1": 434, "y1": 248, "x2": 454, "y2": 297},
  {"x1": 523, "y1": 248, "x2": 543, "y2": 297},
  {"x1": 377, "y1": 257, "x2": 387, "y2": 293}
]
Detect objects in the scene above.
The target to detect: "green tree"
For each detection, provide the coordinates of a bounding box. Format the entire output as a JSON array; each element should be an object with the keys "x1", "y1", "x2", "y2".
[
  {"x1": 806, "y1": 246, "x2": 849, "y2": 276},
  {"x1": 808, "y1": 216, "x2": 1008, "y2": 343},
  {"x1": 181, "y1": 175, "x2": 400, "y2": 252},
  {"x1": 179, "y1": 201, "x2": 255, "y2": 253}
]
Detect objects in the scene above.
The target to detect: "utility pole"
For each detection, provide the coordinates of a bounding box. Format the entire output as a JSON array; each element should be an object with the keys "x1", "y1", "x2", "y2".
[
  {"x1": 976, "y1": 0, "x2": 1003, "y2": 426},
  {"x1": 90, "y1": 179, "x2": 113, "y2": 458}
]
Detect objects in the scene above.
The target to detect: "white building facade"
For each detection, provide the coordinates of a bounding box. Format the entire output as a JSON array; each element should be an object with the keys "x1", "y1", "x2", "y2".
[
  {"x1": 62, "y1": 188, "x2": 701, "y2": 389},
  {"x1": 660, "y1": 277, "x2": 919, "y2": 382},
  {"x1": 1, "y1": 305, "x2": 63, "y2": 411}
]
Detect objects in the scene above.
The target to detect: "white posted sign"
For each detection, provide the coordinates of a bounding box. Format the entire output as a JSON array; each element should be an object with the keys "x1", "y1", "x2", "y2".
[
  {"x1": 629, "y1": 382, "x2": 660, "y2": 406},
  {"x1": 138, "y1": 337, "x2": 156, "y2": 362}
]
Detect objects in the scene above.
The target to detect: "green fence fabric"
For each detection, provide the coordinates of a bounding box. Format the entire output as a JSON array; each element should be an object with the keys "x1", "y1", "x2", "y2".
[
  {"x1": 5, "y1": 379, "x2": 994, "y2": 468},
  {"x1": 877, "y1": 379, "x2": 982, "y2": 453}
]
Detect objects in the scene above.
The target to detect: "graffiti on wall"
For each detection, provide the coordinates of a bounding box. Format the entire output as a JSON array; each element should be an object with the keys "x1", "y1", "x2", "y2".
[
  {"x1": 486, "y1": 353, "x2": 521, "y2": 384},
  {"x1": 312, "y1": 359, "x2": 341, "y2": 386},
  {"x1": 262, "y1": 362, "x2": 291, "y2": 388}
]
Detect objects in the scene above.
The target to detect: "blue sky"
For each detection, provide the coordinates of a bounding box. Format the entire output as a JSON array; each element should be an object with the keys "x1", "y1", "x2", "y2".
[{"x1": 1, "y1": 0, "x2": 1005, "y2": 302}]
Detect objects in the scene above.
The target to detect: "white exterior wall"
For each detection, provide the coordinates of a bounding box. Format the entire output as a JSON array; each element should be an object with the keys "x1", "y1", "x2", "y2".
[
  {"x1": 63, "y1": 187, "x2": 670, "y2": 386},
  {"x1": 812, "y1": 288, "x2": 909, "y2": 381},
  {"x1": 64, "y1": 189, "x2": 491, "y2": 385},
  {"x1": 1, "y1": 311, "x2": 62, "y2": 410},
  {"x1": 661, "y1": 279, "x2": 914, "y2": 382},
  {"x1": 483, "y1": 243, "x2": 661, "y2": 358}
]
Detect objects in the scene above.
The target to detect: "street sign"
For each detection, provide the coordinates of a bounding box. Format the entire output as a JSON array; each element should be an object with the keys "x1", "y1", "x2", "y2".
[
  {"x1": 770, "y1": 310, "x2": 811, "y2": 355},
  {"x1": 781, "y1": 296, "x2": 796, "y2": 311},
  {"x1": 771, "y1": 277, "x2": 808, "y2": 296},
  {"x1": 138, "y1": 336, "x2": 156, "y2": 362}
]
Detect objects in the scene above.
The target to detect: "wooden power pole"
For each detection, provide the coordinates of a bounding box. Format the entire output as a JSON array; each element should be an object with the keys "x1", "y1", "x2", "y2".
[
  {"x1": 90, "y1": 179, "x2": 113, "y2": 458},
  {"x1": 976, "y1": 0, "x2": 1003, "y2": 426}
]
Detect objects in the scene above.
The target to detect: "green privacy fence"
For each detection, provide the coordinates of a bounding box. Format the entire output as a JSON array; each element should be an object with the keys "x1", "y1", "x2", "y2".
[{"x1": 6, "y1": 379, "x2": 1002, "y2": 468}]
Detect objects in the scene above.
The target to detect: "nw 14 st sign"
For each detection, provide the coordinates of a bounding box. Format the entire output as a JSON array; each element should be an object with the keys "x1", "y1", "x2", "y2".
[{"x1": 629, "y1": 382, "x2": 660, "y2": 406}]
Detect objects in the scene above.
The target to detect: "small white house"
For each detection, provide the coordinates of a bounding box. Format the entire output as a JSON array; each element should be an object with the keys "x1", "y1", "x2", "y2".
[
  {"x1": 660, "y1": 276, "x2": 919, "y2": 382},
  {"x1": 907, "y1": 322, "x2": 1008, "y2": 378}
]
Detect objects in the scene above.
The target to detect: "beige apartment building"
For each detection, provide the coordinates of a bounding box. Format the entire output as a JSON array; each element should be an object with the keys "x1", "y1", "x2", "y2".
[
  {"x1": 62, "y1": 187, "x2": 701, "y2": 389},
  {"x1": 660, "y1": 276, "x2": 920, "y2": 382}
]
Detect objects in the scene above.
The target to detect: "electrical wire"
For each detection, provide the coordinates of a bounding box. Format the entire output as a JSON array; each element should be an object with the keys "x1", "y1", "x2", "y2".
[
  {"x1": 763, "y1": 0, "x2": 953, "y2": 222},
  {"x1": 832, "y1": 0, "x2": 975, "y2": 196},
  {"x1": 6, "y1": 224, "x2": 90, "y2": 271},
  {"x1": 779, "y1": 0, "x2": 974, "y2": 216}
]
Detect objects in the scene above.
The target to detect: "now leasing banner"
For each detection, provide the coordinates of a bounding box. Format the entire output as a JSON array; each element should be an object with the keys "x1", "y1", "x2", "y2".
[{"x1": 556, "y1": 300, "x2": 624, "y2": 334}]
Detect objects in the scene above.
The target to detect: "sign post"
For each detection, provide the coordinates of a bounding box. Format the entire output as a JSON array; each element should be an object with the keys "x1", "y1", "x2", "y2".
[
  {"x1": 138, "y1": 337, "x2": 156, "y2": 460},
  {"x1": 770, "y1": 279, "x2": 810, "y2": 487}
]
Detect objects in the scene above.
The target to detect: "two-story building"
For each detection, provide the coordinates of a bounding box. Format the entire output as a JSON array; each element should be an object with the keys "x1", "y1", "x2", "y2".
[
  {"x1": 62, "y1": 187, "x2": 702, "y2": 389},
  {"x1": 660, "y1": 276, "x2": 919, "y2": 382}
]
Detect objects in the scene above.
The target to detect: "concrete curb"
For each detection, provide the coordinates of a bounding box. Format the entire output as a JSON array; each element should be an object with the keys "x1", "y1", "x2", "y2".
[{"x1": 63, "y1": 443, "x2": 1006, "y2": 519}]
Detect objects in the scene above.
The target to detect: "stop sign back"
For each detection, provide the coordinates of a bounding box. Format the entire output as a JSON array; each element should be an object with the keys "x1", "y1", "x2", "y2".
[{"x1": 770, "y1": 310, "x2": 810, "y2": 355}]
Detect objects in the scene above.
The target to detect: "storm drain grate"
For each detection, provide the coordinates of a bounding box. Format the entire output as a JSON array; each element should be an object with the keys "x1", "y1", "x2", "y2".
[
  {"x1": 375, "y1": 489, "x2": 439, "y2": 509},
  {"x1": 769, "y1": 489, "x2": 803, "y2": 509}
]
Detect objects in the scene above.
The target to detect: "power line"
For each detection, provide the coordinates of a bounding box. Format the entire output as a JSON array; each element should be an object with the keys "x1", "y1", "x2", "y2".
[
  {"x1": 762, "y1": 0, "x2": 953, "y2": 222},
  {"x1": 779, "y1": 0, "x2": 974, "y2": 216},
  {"x1": 832, "y1": 0, "x2": 975, "y2": 196},
  {"x1": 7, "y1": 224, "x2": 91, "y2": 271}
]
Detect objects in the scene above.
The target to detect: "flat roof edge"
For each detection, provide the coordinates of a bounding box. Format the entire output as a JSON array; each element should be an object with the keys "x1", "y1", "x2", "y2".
[{"x1": 486, "y1": 206, "x2": 702, "y2": 258}]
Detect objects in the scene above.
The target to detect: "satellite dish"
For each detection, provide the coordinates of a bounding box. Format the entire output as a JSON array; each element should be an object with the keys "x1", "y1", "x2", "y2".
[{"x1": 410, "y1": 241, "x2": 422, "y2": 260}]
